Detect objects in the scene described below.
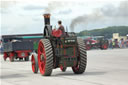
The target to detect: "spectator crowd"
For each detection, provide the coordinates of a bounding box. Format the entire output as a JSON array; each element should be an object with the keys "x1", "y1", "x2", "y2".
[{"x1": 109, "y1": 37, "x2": 128, "y2": 49}]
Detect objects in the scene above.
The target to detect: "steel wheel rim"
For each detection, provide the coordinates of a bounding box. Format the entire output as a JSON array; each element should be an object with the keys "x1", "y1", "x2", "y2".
[
  {"x1": 38, "y1": 41, "x2": 46, "y2": 75},
  {"x1": 31, "y1": 55, "x2": 35, "y2": 72}
]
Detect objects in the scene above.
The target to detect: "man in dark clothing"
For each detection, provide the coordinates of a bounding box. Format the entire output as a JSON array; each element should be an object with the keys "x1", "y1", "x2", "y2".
[
  {"x1": 58, "y1": 21, "x2": 65, "y2": 35},
  {"x1": 52, "y1": 20, "x2": 65, "y2": 37}
]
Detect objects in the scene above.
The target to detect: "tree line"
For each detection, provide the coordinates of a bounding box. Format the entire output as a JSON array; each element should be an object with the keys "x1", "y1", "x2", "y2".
[{"x1": 77, "y1": 26, "x2": 128, "y2": 38}]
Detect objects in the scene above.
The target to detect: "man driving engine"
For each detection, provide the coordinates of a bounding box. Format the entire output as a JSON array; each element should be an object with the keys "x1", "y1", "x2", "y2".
[{"x1": 52, "y1": 20, "x2": 65, "y2": 37}]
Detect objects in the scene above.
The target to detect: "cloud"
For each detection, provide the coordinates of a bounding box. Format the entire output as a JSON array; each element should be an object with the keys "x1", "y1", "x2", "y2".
[
  {"x1": 1, "y1": 14, "x2": 43, "y2": 35},
  {"x1": 70, "y1": 0, "x2": 128, "y2": 31},
  {"x1": 23, "y1": 5, "x2": 45, "y2": 10},
  {"x1": 1, "y1": 0, "x2": 128, "y2": 35},
  {"x1": 0, "y1": 1, "x2": 17, "y2": 14},
  {"x1": 44, "y1": 1, "x2": 67, "y2": 13},
  {"x1": 57, "y1": 9, "x2": 72, "y2": 14},
  {"x1": 0, "y1": 9, "x2": 11, "y2": 14},
  {"x1": 101, "y1": 1, "x2": 128, "y2": 17},
  {"x1": 0, "y1": 1, "x2": 17, "y2": 9}
]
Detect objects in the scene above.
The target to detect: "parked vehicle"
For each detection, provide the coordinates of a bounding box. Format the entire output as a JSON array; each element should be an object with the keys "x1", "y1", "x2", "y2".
[
  {"x1": 2, "y1": 36, "x2": 33, "y2": 62},
  {"x1": 2, "y1": 34, "x2": 43, "y2": 62},
  {"x1": 84, "y1": 36, "x2": 109, "y2": 50}
]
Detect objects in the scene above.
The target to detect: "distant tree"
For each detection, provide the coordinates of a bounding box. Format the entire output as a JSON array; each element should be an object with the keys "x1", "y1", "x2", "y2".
[{"x1": 77, "y1": 26, "x2": 128, "y2": 38}]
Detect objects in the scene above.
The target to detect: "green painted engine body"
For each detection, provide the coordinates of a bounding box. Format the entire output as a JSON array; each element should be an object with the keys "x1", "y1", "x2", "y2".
[
  {"x1": 33, "y1": 42, "x2": 39, "y2": 51},
  {"x1": 51, "y1": 33, "x2": 78, "y2": 68}
]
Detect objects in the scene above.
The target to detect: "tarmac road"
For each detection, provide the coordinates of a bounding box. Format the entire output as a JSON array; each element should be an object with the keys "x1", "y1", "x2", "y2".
[{"x1": 0, "y1": 48, "x2": 128, "y2": 85}]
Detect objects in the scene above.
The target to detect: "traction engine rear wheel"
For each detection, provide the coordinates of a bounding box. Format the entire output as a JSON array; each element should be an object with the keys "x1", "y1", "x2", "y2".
[
  {"x1": 31, "y1": 53, "x2": 38, "y2": 73},
  {"x1": 72, "y1": 38, "x2": 87, "y2": 74},
  {"x1": 38, "y1": 39, "x2": 53, "y2": 76}
]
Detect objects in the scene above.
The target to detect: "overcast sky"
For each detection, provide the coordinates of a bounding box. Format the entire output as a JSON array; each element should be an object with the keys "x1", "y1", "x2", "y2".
[{"x1": 0, "y1": 0, "x2": 128, "y2": 35}]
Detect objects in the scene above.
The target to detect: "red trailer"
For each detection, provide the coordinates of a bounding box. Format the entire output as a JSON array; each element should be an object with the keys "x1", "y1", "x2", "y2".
[
  {"x1": 2, "y1": 36, "x2": 32, "y2": 61},
  {"x1": 2, "y1": 34, "x2": 43, "y2": 62}
]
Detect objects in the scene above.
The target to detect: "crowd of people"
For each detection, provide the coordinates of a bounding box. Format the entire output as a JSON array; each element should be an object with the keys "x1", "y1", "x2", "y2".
[{"x1": 109, "y1": 37, "x2": 128, "y2": 49}]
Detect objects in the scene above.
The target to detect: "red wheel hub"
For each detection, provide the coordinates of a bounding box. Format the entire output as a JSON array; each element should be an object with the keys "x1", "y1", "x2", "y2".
[
  {"x1": 38, "y1": 41, "x2": 46, "y2": 75},
  {"x1": 103, "y1": 44, "x2": 108, "y2": 49}
]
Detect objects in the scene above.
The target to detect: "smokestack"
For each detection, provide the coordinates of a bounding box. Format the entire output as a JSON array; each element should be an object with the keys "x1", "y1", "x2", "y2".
[{"x1": 43, "y1": 14, "x2": 51, "y2": 25}]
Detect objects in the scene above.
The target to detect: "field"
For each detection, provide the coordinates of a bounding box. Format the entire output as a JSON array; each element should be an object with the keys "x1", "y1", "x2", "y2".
[{"x1": 0, "y1": 48, "x2": 128, "y2": 85}]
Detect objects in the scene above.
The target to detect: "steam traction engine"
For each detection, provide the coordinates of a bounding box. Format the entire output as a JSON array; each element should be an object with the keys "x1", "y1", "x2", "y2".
[
  {"x1": 31, "y1": 14, "x2": 87, "y2": 76},
  {"x1": 84, "y1": 37, "x2": 109, "y2": 50}
]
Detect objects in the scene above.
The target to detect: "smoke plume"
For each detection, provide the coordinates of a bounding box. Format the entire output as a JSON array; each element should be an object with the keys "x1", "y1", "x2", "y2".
[
  {"x1": 44, "y1": 1, "x2": 65, "y2": 13},
  {"x1": 70, "y1": 0, "x2": 128, "y2": 31},
  {"x1": 0, "y1": 1, "x2": 17, "y2": 9}
]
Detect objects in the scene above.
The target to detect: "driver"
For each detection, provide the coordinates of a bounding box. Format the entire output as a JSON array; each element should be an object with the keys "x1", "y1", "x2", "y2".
[
  {"x1": 57, "y1": 20, "x2": 65, "y2": 35},
  {"x1": 52, "y1": 20, "x2": 65, "y2": 37}
]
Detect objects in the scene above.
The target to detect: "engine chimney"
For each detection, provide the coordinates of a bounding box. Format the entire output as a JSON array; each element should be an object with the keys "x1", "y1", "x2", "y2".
[{"x1": 43, "y1": 14, "x2": 50, "y2": 25}]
